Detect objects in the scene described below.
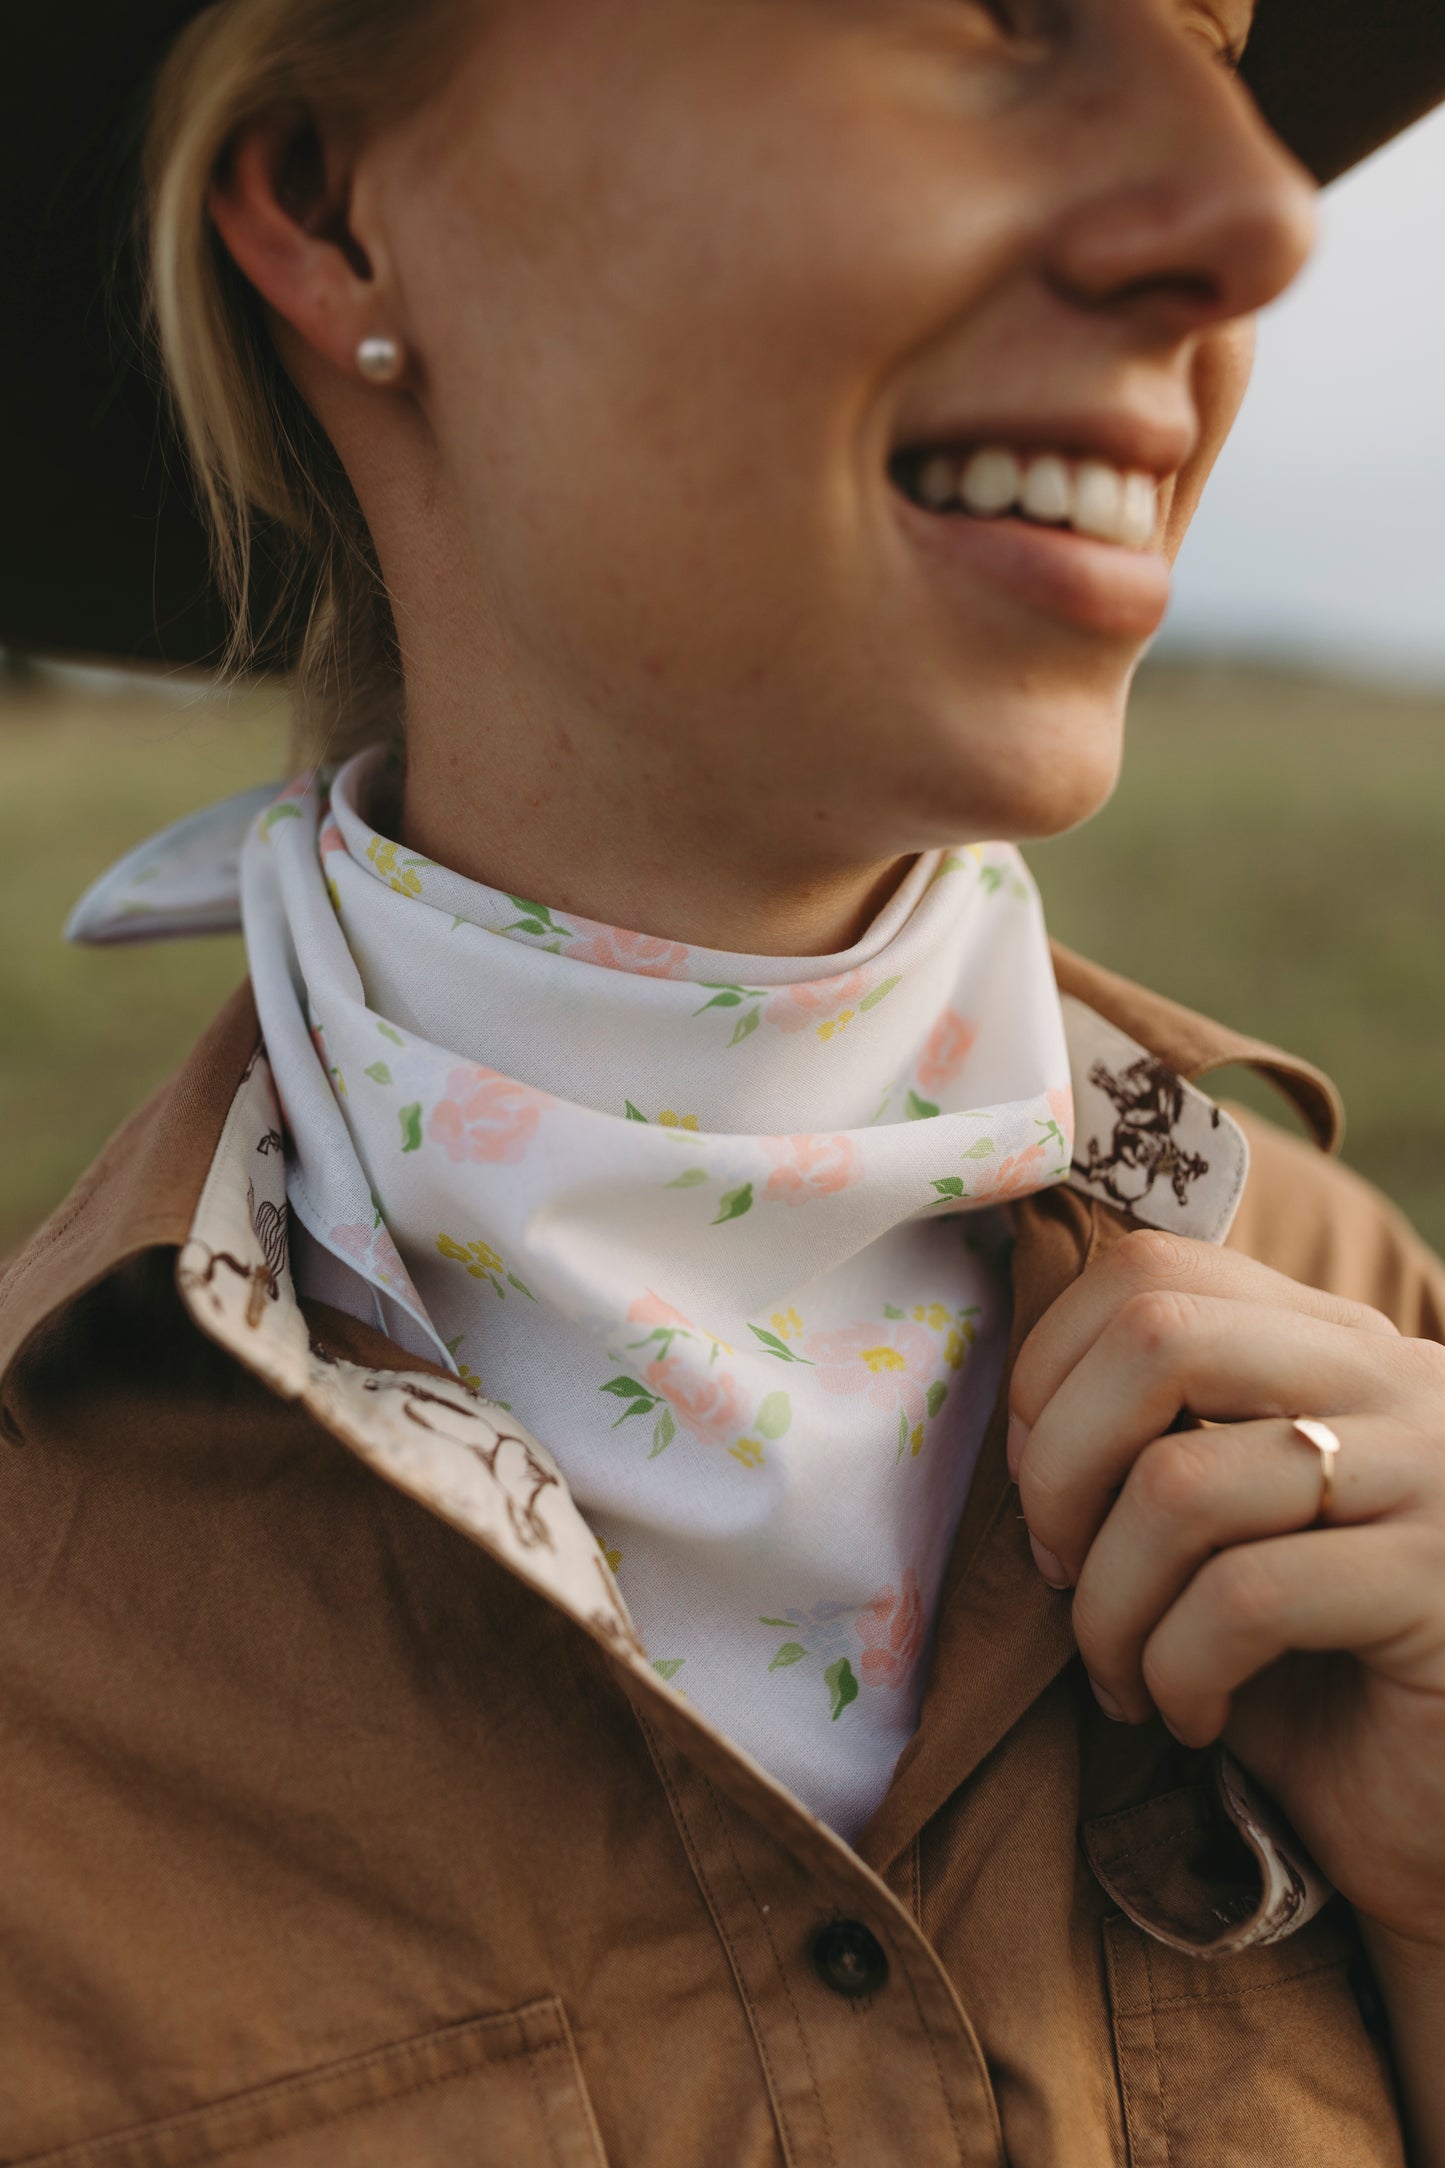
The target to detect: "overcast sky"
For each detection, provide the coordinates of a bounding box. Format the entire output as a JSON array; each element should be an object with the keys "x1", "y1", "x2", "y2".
[{"x1": 1161, "y1": 105, "x2": 1445, "y2": 684}]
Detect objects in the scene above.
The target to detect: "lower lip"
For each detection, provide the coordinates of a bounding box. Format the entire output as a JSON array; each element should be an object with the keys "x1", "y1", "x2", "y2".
[{"x1": 893, "y1": 494, "x2": 1171, "y2": 641}]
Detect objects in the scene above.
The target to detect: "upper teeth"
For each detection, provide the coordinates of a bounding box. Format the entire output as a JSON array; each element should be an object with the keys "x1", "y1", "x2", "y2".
[{"x1": 912, "y1": 446, "x2": 1159, "y2": 550}]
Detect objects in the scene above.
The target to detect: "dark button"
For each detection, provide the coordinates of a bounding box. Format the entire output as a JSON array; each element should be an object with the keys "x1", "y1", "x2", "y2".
[{"x1": 812, "y1": 1918, "x2": 889, "y2": 1999}]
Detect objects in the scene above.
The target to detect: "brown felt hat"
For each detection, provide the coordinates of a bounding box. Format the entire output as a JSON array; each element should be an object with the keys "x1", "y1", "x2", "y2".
[{"x1": 5, "y1": 0, "x2": 1445, "y2": 675}]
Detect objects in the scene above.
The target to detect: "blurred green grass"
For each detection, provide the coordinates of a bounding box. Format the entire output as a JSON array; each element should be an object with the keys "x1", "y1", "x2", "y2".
[{"x1": 2, "y1": 658, "x2": 1442, "y2": 1261}]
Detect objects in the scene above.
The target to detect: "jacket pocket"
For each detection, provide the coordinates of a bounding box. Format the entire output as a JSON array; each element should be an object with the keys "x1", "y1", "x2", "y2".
[
  {"x1": 1101, "y1": 1909, "x2": 1405, "y2": 2168},
  {"x1": 25, "y1": 1997, "x2": 609, "y2": 2168}
]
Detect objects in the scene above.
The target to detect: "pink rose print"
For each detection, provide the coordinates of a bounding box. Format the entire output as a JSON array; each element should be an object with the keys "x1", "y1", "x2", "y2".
[
  {"x1": 916, "y1": 1008, "x2": 978, "y2": 1095},
  {"x1": 564, "y1": 917, "x2": 694, "y2": 979},
  {"x1": 763, "y1": 1132, "x2": 863, "y2": 1207},
  {"x1": 644, "y1": 1352, "x2": 746, "y2": 1450},
  {"x1": 1048, "y1": 1085, "x2": 1075, "y2": 1134},
  {"x1": 318, "y1": 816, "x2": 347, "y2": 859},
  {"x1": 855, "y1": 1568, "x2": 925, "y2": 1690},
  {"x1": 969, "y1": 1139, "x2": 1049, "y2": 1202},
  {"x1": 762, "y1": 968, "x2": 872, "y2": 1035},
  {"x1": 427, "y1": 1064, "x2": 543, "y2": 1165},
  {"x1": 803, "y1": 1320, "x2": 937, "y2": 1426},
  {"x1": 627, "y1": 1290, "x2": 696, "y2": 1331},
  {"x1": 330, "y1": 1218, "x2": 410, "y2": 1292}
]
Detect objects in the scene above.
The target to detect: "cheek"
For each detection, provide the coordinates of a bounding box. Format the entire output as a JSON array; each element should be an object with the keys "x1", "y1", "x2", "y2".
[{"x1": 1164, "y1": 322, "x2": 1257, "y2": 554}]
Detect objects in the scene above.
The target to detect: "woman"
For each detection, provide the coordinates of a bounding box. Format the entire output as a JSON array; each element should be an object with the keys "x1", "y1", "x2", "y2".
[{"x1": 3, "y1": 1, "x2": 1445, "y2": 2161}]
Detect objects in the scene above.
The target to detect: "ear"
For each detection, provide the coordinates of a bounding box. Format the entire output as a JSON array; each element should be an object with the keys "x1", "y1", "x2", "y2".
[{"x1": 208, "y1": 110, "x2": 399, "y2": 384}]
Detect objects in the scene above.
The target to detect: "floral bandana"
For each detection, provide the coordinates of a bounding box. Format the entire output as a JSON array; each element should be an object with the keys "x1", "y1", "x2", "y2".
[{"x1": 241, "y1": 748, "x2": 1075, "y2": 1841}]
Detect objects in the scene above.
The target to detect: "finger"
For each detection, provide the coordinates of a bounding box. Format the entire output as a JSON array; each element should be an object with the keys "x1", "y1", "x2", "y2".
[
  {"x1": 1017, "y1": 1294, "x2": 1416, "y2": 1581},
  {"x1": 1009, "y1": 1228, "x2": 1399, "y2": 1469},
  {"x1": 1141, "y1": 1524, "x2": 1445, "y2": 1747},
  {"x1": 1072, "y1": 1415, "x2": 1426, "y2": 1722}
]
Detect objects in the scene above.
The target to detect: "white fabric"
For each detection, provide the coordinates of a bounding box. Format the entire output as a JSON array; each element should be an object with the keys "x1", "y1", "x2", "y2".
[{"x1": 241, "y1": 748, "x2": 1075, "y2": 1840}]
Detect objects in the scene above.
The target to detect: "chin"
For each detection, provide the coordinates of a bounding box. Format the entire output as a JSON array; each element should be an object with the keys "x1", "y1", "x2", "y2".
[{"x1": 916, "y1": 683, "x2": 1128, "y2": 846}]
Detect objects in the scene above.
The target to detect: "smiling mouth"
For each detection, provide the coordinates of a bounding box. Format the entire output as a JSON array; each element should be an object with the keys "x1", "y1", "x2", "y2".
[{"x1": 891, "y1": 444, "x2": 1162, "y2": 552}]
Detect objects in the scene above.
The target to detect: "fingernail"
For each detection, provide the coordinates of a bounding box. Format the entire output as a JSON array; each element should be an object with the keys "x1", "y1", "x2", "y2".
[
  {"x1": 1006, "y1": 1414, "x2": 1029, "y2": 1480},
  {"x1": 1028, "y1": 1534, "x2": 1071, "y2": 1588},
  {"x1": 1091, "y1": 1679, "x2": 1126, "y2": 1722}
]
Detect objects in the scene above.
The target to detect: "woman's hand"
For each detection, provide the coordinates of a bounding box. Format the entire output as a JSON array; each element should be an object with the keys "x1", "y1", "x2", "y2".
[{"x1": 1008, "y1": 1228, "x2": 1445, "y2": 1951}]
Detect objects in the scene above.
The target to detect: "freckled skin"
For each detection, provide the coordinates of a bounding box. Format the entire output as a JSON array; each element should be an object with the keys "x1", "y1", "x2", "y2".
[{"x1": 212, "y1": 0, "x2": 1312, "y2": 952}]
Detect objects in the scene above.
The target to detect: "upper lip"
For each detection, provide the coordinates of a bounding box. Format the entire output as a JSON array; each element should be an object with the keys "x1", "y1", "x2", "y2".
[{"x1": 894, "y1": 409, "x2": 1197, "y2": 481}]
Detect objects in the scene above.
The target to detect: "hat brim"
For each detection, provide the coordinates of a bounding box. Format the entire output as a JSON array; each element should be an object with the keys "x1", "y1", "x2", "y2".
[{"x1": 4, "y1": 0, "x2": 1445, "y2": 674}]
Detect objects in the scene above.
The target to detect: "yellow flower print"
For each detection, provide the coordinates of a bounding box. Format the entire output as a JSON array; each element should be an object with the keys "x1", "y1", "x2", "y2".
[
  {"x1": 437, "y1": 1233, "x2": 503, "y2": 1277},
  {"x1": 945, "y1": 1314, "x2": 979, "y2": 1370},
  {"x1": 598, "y1": 1535, "x2": 624, "y2": 1575},
  {"x1": 456, "y1": 1362, "x2": 483, "y2": 1395},
  {"x1": 729, "y1": 1438, "x2": 766, "y2": 1468},
  {"x1": 657, "y1": 1109, "x2": 700, "y2": 1131},
  {"x1": 860, "y1": 1345, "x2": 907, "y2": 1375},
  {"x1": 366, "y1": 835, "x2": 425, "y2": 898},
  {"x1": 816, "y1": 1009, "x2": 857, "y2": 1043},
  {"x1": 435, "y1": 1233, "x2": 537, "y2": 1303},
  {"x1": 770, "y1": 1307, "x2": 803, "y2": 1341},
  {"x1": 909, "y1": 1422, "x2": 925, "y2": 1458},
  {"x1": 912, "y1": 1302, "x2": 951, "y2": 1332}
]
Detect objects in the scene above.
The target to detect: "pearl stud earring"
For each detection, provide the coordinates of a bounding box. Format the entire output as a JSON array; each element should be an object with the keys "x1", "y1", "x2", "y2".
[{"x1": 355, "y1": 334, "x2": 405, "y2": 386}]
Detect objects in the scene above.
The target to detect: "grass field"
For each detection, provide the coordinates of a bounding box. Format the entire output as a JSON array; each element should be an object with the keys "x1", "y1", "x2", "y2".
[{"x1": 2, "y1": 658, "x2": 1442, "y2": 1261}]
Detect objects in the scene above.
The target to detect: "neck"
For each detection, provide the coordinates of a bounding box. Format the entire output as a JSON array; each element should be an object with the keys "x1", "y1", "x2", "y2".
[{"x1": 397, "y1": 667, "x2": 915, "y2": 961}]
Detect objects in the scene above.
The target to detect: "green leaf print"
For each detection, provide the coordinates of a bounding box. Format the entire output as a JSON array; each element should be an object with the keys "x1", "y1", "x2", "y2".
[
  {"x1": 602, "y1": 1374, "x2": 652, "y2": 1400},
  {"x1": 652, "y1": 1658, "x2": 685, "y2": 1682},
  {"x1": 601, "y1": 1375, "x2": 661, "y2": 1428},
  {"x1": 759, "y1": 1616, "x2": 801, "y2": 1630},
  {"x1": 962, "y1": 1138, "x2": 996, "y2": 1159},
  {"x1": 713, "y1": 1182, "x2": 754, "y2": 1226},
  {"x1": 748, "y1": 1325, "x2": 812, "y2": 1365},
  {"x1": 897, "y1": 1409, "x2": 909, "y2": 1460},
  {"x1": 506, "y1": 1272, "x2": 537, "y2": 1301},
  {"x1": 930, "y1": 1177, "x2": 966, "y2": 1203},
  {"x1": 502, "y1": 896, "x2": 574, "y2": 940},
  {"x1": 377, "y1": 1022, "x2": 404, "y2": 1047},
  {"x1": 364, "y1": 1062, "x2": 392, "y2": 1086},
  {"x1": 926, "y1": 1379, "x2": 948, "y2": 1419},
  {"x1": 769, "y1": 1642, "x2": 808, "y2": 1672},
  {"x1": 825, "y1": 1658, "x2": 860, "y2": 1721},
  {"x1": 666, "y1": 1167, "x2": 708, "y2": 1189},
  {"x1": 906, "y1": 1090, "x2": 940, "y2": 1121},
  {"x1": 883, "y1": 1303, "x2": 905, "y2": 1320},
  {"x1": 730, "y1": 1008, "x2": 761, "y2": 1048},
  {"x1": 262, "y1": 801, "x2": 303, "y2": 831},
  {"x1": 756, "y1": 1391, "x2": 792, "y2": 1440},
  {"x1": 625, "y1": 1100, "x2": 648, "y2": 1122},
  {"x1": 399, "y1": 1103, "x2": 423, "y2": 1152},
  {"x1": 979, "y1": 864, "x2": 1005, "y2": 894},
  {"x1": 650, "y1": 1407, "x2": 677, "y2": 1458},
  {"x1": 695, "y1": 988, "x2": 743, "y2": 1012},
  {"x1": 859, "y1": 975, "x2": 901, "y2": 1013}
]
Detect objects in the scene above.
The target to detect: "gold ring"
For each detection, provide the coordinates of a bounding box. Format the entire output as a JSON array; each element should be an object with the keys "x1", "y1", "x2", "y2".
[{"x1": 1292, "y1": 1417, "x2": 1342, "y2": 1522}]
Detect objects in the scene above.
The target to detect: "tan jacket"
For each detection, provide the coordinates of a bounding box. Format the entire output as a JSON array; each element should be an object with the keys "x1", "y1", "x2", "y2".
[{"x1": 2, "y1": 947, "x2": 1442, "y2": 2167}]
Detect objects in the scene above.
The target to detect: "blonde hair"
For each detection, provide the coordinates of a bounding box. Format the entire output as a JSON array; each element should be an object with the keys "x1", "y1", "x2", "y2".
[{"x1": 141, "y1": 0, "x2": 468, "y2": 764}]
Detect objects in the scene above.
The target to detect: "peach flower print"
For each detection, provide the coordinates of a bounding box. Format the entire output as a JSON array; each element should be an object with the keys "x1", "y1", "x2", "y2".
[
  {"x1": 644, "y1": 1352, "x2": 747, "y2": 1450},
  {"x1": 329, "y1": 1219, "x2": 410, "y2": 1291},
  {"x1": 563, "y1": 917, "x2": 694, "y2": 979},
  {"x1": 855, "y1": 1568, "x2": 925, "y2": 1690},
  {"x1": 803, "y1": 1320, "x2": 937, "y2": 1426},
  {"x1": 763, "y1": 1132, "x2": 863, "y2": 1207},
  {"x1": 627, "y1": 1290, "x2": 696, "y2": 1333},
  {"x1": 916, "y1": 1008, "x2": 978, "y2": 1095},
  {"x1": 968, "y1": 1139, "x2": 1049, "y2": 1202},
  {"x1": 427, "y1": 1064, "x2": 543, "y2": 1165},
  {"x1": 1048, "y1": 1085, "x2": 1075, "y2": 1134},
  {"x1": 762, "y1": 968, "x2": 872, "y2": 1035}
]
